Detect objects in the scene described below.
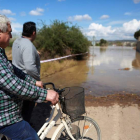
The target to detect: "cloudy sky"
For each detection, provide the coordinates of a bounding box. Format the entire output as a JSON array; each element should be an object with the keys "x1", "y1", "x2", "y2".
[{"x1": 0, "y1": 0, "x2": 140, "y2": 40}]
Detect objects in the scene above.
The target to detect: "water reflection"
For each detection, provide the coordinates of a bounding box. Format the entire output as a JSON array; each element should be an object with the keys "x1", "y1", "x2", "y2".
[
  {"x1": 120, "y1": 59, "x2": 133, "y2": 70},
  {"x1": 42, "y1": 46, "x2": 140, "y2": 96},
  {"x1": 89, "y1": 54, "x2": 114, "y2": 66},
  {"x1": 84, "y1": 46, "x2": 140, "y2": 96},
  {"x1": 89, "y1": 47, "x2": 134, "y2": 69},
  {"x1": 100, "y1": 47, "x2": 107, "y2": 53},
  {"x1": 42, "y1": 60, "x2": 89, "y2": 88},
  {"x1": 132, "y1": 52, "x2": 140, "y2": 69}
]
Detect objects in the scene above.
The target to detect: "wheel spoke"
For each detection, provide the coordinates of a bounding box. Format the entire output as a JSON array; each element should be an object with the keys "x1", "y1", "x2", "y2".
[
  {"x1": 54, "y1": 116, "x2": 101, "y2": 140},
  {"x1": 82, "y1": 123, "x2": 94, "y2": 138}
]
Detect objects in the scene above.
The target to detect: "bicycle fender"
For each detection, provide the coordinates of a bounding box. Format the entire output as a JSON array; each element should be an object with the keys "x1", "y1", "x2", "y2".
[{"x1": 51, "y1": 123, "x2": 64, "y2": 140}]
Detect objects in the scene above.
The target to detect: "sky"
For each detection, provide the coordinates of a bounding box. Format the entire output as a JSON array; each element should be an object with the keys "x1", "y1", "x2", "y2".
[{"x1": 0, "y1": 0, "x2": 140, "y2": 40}]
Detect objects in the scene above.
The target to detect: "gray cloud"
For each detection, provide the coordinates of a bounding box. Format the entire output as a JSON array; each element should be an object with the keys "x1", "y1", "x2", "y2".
[
  {"x1": 58, "y1": 0, "x2": 65, "y2": 1},
  {"x1": 124, "y1": 12, "x2": 132, "y2": 16},
  {"x1": 0, "y1": 9, "x2": 15, "y2": 15},
  {"x1": 84, "y1": 19, "x2": 140, "y2": 40},
  {"x1": 100, "y1": 15, "x2": 110, "y2": 19},
  {"x1": 133, "y1": 0, "x2": 140, "y2": 4},
  {"x1": 68, "y1": 14, "x2": 92, "y2": 21},
  {"x1": 20, "y1": 12, "x2": 26, "y2": 16},
  {"x1": 29, "y1": 8, "x2": 44, "y2": 16}
]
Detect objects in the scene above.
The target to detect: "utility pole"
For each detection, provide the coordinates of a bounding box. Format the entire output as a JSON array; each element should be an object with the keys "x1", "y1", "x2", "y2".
[{"x1": 92, "y1": 36, "x2": 96, "y2": 46}]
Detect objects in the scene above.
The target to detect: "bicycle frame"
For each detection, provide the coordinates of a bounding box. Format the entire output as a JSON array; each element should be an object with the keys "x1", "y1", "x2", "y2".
[
  {"x1": 0, "y1": 83, "x2": 76, "y2": 140},
  {"x1": 0, "y1": 134, "x2": 9, "y2": 140},
  {"x1": 0, "y1": 103, "x2": 75, "y2": 140},
  {"x1": 0, "y1": 82, "x2": 101, "y2": 140},
  {"x1": 38, "y1": 103, "x2": 76, "y2": 140},
  {"x1": 0, "y1": 134, "x2": 3, "y2": 139}
]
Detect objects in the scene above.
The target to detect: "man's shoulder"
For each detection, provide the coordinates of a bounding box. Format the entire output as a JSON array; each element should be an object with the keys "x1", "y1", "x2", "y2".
[
  {"x1": 14, "y1": 37, "x2": 32, "y2": 45},
  {"x1": 13, "y1": 38, "x2": 33, "y2": 50}
]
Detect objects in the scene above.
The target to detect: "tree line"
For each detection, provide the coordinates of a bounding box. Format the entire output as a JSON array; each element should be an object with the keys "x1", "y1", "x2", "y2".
[
  {"x1": 34, "y1": 20, "x2": 91, "y2": 59},
  {"x1": 9, "y1": 20, "x2": 91, "y2": 59},
  {"x1": 95, "y1": 39, "x2": 108, "y2": 46},
  {"x1": 134, "y1": 29, "x2": 140, "y2": 40}
]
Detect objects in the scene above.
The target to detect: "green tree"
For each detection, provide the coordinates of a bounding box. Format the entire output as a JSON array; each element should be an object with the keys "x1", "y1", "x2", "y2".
[
  {"x1": 99, "y1": 39, "x2": 108, "y2": 46},
  {"x1": 134, "y1": 29, "x2": 140, "y2": 40},
  {"x1": 34, "y1": 20, "x2": 90, "y2": 58},
  {"x1": 116, "y1": 42, "x2": 123, "y2": 46},
  {"x1": 95, "y1": 43, "x2": 100, "y2": 46}
]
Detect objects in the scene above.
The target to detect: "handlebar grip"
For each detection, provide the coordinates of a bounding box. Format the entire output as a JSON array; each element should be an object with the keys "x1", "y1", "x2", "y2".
[
  {"x1": 43, "y1": 82, "x2": 55, "y2": 87},
  {"x1": 43, "y1": 82, "x2": 65, "y2": 95},
  {"x1": 43, "y1": 82, "x2": 55, "y2": 89}
]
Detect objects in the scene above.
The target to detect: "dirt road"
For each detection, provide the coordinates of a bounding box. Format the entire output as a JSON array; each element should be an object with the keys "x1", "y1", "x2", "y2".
[
  {"x1": 36, "y1": 94, "x2": 140, "y2": 140},
  {"x1": 86, "y1": 104, "x2": 140, "y2": 140}
]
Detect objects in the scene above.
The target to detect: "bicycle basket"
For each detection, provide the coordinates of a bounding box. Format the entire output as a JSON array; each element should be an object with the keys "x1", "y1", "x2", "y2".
[{"x1": 60, "y1": 86, "x2": 85, "y2": 119}]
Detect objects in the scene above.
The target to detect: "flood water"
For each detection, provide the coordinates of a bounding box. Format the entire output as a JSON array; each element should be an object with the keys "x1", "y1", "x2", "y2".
[{"x1": 42, "y1": 46, "x2": 140, "y2": 96}]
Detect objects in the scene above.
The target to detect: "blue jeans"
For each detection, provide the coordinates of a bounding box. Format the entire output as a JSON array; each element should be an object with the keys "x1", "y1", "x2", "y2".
[{"x1": 0, "y1": 120, "x2": 39, "y2": 140}]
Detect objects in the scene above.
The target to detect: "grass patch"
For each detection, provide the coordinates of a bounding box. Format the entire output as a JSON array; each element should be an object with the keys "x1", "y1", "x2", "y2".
[
  {"x1": 5, "y1": 47, "x2": 12, "y2": 60},
  {"x1": 40, "y1": 59, "x2": 78, "y2": 78},
  {"x1": 5, "y1": 46, "x2": 79, "y2": 77}
]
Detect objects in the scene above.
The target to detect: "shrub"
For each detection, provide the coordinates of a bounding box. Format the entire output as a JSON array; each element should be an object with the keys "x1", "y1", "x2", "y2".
[
  {"x1": 134, "y1": 29, "x2": 140, "y2": 40},
  {"x1": 34, "y1": 20, "x2": 90, "y2": 58},
  {"x1": 8, "y1": 38, "x2": 16, "y2": 47},
  {"x1": 99, "y1": 39, "x2": 108, "y2": 46}
]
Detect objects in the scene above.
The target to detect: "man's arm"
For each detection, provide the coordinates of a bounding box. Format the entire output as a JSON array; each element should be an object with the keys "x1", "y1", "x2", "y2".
[{"x1": 0, "y1": 56, "x2": 46, "y2": 103}]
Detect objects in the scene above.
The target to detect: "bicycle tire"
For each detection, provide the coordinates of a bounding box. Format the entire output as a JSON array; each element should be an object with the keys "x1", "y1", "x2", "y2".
[
  {"x1": 54, "y1": 116, "x2": 101, "y2": 140},
  {"x1": 0, "y1": 135, "x2": 9, "y2": 140}
]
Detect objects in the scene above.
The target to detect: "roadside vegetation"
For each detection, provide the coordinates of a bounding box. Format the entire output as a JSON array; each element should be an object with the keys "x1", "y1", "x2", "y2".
[
  {"x1": 34, "y1": 20, "x2": 91, "y2": 59},
  {"x1": 6, "y1": 20, "x2": 91, "y2": 76},
  {"x1": 40, "y1": 59, "x2": 78, "y2": 78},
  {"x1": 95, "y1": 39, "x2": 108, "y2": 46},
  {"x1": 134, "y1": 29, "x2": 140, "y2": 40},
  {"x1": 7, "y1": 20, "x2": 91, "y2": 60}
]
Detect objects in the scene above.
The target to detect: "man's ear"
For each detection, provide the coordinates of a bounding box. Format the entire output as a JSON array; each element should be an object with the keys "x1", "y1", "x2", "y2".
[{"x1": 33, "y1": 31, "x2": 36, "y2": 35}]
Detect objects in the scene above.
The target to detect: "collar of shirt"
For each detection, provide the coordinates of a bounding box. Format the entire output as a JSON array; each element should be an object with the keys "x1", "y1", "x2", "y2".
[{"x1": 0, "y1": 47, "x2": 8, "y2": 60}]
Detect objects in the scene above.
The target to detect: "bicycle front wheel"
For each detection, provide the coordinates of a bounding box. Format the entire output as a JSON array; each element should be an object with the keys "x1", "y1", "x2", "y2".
[{"x1": 54, "y1": 116, "x2": 101, "y2": 140}]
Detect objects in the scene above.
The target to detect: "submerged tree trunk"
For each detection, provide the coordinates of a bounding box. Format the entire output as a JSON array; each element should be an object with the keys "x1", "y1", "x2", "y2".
[
  {"x1": 136, "y1": 37, "x2": 140, "y2": 53},
  {"x1": 138, "y1": 36, "x2": 140, "y2": 41}
]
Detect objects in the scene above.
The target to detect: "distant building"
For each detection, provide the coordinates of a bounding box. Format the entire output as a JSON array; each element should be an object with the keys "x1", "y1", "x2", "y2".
[{"x1": 123, "y1": 42, "x2": 136, "y2": 46}]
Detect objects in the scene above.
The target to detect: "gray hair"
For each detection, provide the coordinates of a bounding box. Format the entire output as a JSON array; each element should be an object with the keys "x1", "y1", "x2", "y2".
[{"x1": 0, "y1": 14, "x2": 11, "y2": 33}]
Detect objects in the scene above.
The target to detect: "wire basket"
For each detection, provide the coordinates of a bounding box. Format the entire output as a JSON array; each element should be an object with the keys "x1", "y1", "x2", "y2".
[{"x1": 60, "y1": 86, "x2": 85, "y2": 119}]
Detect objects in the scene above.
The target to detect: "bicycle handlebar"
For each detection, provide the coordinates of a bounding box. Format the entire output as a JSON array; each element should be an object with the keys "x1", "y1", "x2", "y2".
[{"x1": 43, "y1": 82, "x2": 65, "y2": 95}]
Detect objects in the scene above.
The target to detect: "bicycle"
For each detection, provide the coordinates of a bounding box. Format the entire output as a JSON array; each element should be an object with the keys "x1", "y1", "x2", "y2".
[{"x1": 0, "y1": 82, "x2": 101, "y2": 140}]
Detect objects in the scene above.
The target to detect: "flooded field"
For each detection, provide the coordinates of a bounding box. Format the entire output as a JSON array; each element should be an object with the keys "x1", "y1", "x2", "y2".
[
  {"x1": 42, "y1": 46, "x2": 140, "y2": 97},
  {"x1": 39, "y1": 47, "x2": 140, "y2": 140}
]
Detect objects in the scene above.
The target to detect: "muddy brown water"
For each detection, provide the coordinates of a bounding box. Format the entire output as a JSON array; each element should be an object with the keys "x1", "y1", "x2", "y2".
[
  {"x1": 42, "y1": 46, "x2": 140, "y2": 97},
  {"x1": 34, "y1": 46, "x2": 140, "y2": 140}
]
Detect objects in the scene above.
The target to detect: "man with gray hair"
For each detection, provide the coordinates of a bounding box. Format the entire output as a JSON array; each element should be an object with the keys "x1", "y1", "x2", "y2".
[{"x1": 0, "y1": 14, "x2": 59, "y2": 140}]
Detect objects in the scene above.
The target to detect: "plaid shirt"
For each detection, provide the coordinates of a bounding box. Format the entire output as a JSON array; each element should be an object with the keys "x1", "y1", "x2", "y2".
[{"x1": 0, "y1": 47, "x2": 47, "y2": 126}]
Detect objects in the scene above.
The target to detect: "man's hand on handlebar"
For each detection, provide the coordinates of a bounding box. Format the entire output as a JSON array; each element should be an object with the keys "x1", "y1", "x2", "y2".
[
  {"x1": 46, "y1": 90, "x2": 59, "y2": 105},
  {"x1": 36, "y1": 81, "x2": 43, "y2": 88}
]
